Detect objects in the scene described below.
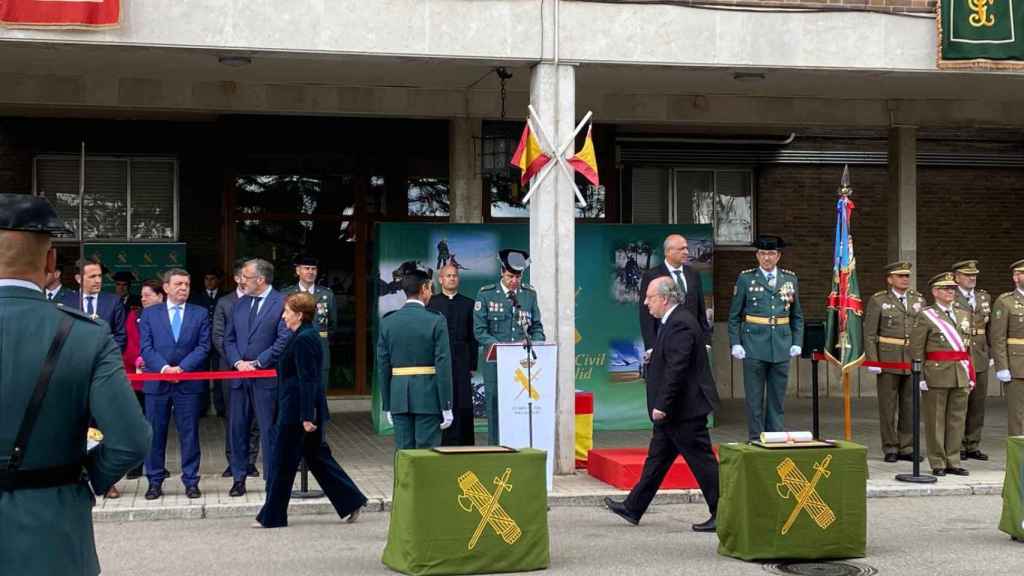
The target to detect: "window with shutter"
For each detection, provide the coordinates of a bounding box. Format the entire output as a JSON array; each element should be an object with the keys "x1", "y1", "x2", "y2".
[
  {"x1": 34, "y1": 157, "x2": 81, "y2": 239},
  {"x1": 131, "y1": 160, "x2": 175, "y2": 240}
]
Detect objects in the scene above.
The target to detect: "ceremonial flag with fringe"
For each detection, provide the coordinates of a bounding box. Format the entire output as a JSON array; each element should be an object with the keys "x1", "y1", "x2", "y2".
[
  {"x1": 510, "y1": 123, "x2": 551, "y2": 186},
  {"x1": 568, "y1": 126, "x2": 599, "y2": 186},
  {"x1": 1, "y1": 0, "x2": 120, "y2": 29},
  {"x1": 824, "y1": 174, "x2": 865, "y2": 373}
]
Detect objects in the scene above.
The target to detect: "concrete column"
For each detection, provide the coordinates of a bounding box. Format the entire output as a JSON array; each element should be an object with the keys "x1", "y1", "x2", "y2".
[
  {"x1": 528, "y1": 63, "x2": 576, "y2": 475},
  {"x1": 449, "y1": 118, "x2": 484, "y2": 223},
  {"x1": 887, "y1": 126, "x2": 918, "y2": 289}
]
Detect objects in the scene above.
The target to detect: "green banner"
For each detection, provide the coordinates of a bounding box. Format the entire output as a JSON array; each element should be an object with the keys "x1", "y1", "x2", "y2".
[
  {"x1": 939, "y1": 0, "x2": 1024, "y2": 67},
  {"x1": 371, "y1": 223, "x2": 714, "y2": 433},
  {"x1": 82, "y1": 243, "x2": 187, "y2": 294}
]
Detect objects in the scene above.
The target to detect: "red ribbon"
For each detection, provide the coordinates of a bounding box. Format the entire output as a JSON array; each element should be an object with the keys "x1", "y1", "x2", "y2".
[
  {"x1": 126, "y1": 369, "x2": 277, "y2": 382},
  {"x1": 862, "y1": 360, "x2": 912, "y2": 371}
]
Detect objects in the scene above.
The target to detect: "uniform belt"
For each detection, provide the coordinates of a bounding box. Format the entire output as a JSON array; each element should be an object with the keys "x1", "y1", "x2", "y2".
[
  {"x1": 0, "y1": 463, "x2": 84, "y2": 492},
  {"x1": 744, "y1": 315, "x2": 789, "y2": 326},
  {"x1": 973, "y1": 328, "x2": 986, "y2": 336},
  {"x1": 1008, "y1": 338, "x2": 1024, "y2": 346},
  {"x1": 391, "y1": 366, "x2": 436, "y2": 376},
  {"x1": 877, "y1": 336, "x2": 909, "y2": 346},
  {"x1": 319, "y1": 331, "x2": 328, "y2": 338}
]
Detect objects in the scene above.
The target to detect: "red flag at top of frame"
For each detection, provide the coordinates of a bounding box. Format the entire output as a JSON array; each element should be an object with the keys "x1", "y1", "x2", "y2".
[{"x1": 1, "y1": 0, "x2": 120, "y2": 29}]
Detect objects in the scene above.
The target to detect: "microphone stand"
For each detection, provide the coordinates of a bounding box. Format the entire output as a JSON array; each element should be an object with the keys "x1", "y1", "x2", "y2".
[{"x1": 511, "y1": 294, "x2": 537, "y2": 448}]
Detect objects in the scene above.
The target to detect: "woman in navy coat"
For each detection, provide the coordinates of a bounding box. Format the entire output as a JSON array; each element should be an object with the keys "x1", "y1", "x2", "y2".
[{"x1": 255, "y1": 292, "x2": 367, "y2": 528}]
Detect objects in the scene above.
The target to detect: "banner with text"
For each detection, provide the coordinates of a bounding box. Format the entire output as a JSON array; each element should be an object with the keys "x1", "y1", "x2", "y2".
[
  {"x1": 939, "y1": 0, "x2": 1024, "y2": 68},
  {"x1": 371, "y1": 222, "x2": 714, "y2": 433}
]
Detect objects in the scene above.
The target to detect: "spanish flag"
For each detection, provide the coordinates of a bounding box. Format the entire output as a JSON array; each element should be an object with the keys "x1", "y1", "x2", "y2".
[
  {"x1": 568, "y1": 126, "x2": 599, "y2": 186},
  {"x1": 510, "y1": 123, "x2": 550, "y2": 186}
]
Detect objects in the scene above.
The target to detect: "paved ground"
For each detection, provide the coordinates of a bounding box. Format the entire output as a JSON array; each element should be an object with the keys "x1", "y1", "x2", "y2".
[
  {"x1": 95, "y1": 495, "x2": 1022, "y2": 576},
  {"x1": 93, "y1": 397, "x2": 1014, "y2": 521}
]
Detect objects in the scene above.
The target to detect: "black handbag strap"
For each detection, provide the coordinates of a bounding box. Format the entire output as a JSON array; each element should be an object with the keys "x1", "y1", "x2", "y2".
[{"x1": 7, "y1": 315, "x2": 74, "y2": 471}]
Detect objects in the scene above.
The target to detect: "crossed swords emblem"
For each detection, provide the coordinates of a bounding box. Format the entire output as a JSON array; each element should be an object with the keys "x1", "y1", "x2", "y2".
[
  {"x1": 775, "y1": 454, "x2": 836, "y2": 535},
  {"x1": 457, "y1": 468, "x2": 522, "y2": 550}
]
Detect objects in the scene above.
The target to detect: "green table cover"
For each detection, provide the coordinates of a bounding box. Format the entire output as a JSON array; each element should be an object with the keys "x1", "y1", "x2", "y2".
[
  {"x1": 1000, "y1": 437, "x2": 1024, "y2": 540},
  {"x1": 382, "y1": 449, "x2": 550, "y2": 575},
  {"x1": 717, "y1": 441, "x2": 867, "y2": 561}
]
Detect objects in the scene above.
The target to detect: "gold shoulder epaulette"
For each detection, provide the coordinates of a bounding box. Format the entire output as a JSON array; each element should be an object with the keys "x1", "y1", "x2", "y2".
[
  {"x1": 781, "y1": 268, "x2": 797, "y2": 277},
  {"x1": 997, "y1": 291, "x2": 1016, "y2": 301},
  {"x1": 740, "y1": 268, "x2": 756, "y2": 275},
  {"x1": 478, "y1": 283, "x2": 496, "y2": 293},
  {"x1": 873, "y1": 290, "x2": 887, "y2": 297},
  {"x1": 520, "y1": 283, "x2": 536, "y2": 292}
]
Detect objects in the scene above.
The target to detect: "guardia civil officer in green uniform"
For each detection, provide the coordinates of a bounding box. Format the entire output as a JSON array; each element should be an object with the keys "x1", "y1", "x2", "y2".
[
  {"x1": 378, "y1": 269, "x2": 453, "y2": 450},
  {"x1": 991, "y1": 258, "x2": 1024, "y2": 440},
  {"x1": 950, "y1": 259, "x2": 993, "y2": 461},
  {"x1": 863, "y1": 261, "x2": 923, "y2": 462},
  {"x1": 0, "y1": 193, "x2": 151, "y2": 576},
  {"x1": 282, "y1": 255, "x2": 337, "y2": 388},
  {"x1": 727, "y1": 235, "x2": 804, "y2": 441},
  {"x1": 473, "y1": 249, "x2": 545, "y2": 445}
]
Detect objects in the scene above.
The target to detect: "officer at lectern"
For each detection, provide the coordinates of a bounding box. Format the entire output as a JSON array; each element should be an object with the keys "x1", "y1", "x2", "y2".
[{"x1": 474, "y1": 249, "x2": 545, "y2": 445}]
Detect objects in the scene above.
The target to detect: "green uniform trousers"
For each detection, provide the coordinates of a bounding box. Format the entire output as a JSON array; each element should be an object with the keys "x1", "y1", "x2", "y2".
[
  {"x1": 962, "y1": 369, "x2": 989, "y2": 452},
  {"x1": 393, "y1": 413, "x2": 442, "y2": 450},
  {"x1": 876, "y1": 372, "x2": 914, "y2": 456},
  {"x1": 923, "y1": 387, "x2": 969, "y2": 470},
  {"x1": 742, "y1": 358, "x2": 790, "y2": 440},
  {"x1": 1008, "y1": 380, "x2": 1024, "y2": 437}
]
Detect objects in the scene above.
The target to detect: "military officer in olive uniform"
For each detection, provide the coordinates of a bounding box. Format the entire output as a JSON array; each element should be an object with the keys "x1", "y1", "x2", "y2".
[
  {"x1": 474, "y1": 249, "x2": 545, "y2": 445},
  {"x1": 863, "y1": 261, "x2": 923, "y2": 462},
  {"x1": 910, "y1": 272, "x2": 975, "y2": 477},
  {"x1": 990, "y1": 258, "x2": 1024, "y2": 439},
  {"x1": 0, "y1": 193, "x2": 151, "y2": 576},
  {"x1": 951, "y1": 260, "x2": 993, "y2": 461},
  {"x1": 728, "y1": 235, "x2": 804, "y2": 441},
  {"x1": 378, "y1": 269, "x2": 453, "y2": 450},
  {"x1": 282, "y1": 255, "x2": 337, "y2": 388}
]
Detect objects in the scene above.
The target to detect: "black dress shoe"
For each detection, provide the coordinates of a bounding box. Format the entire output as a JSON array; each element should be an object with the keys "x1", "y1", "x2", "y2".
[
  {"x1": 144, "y1": 483, "x2": 163, "y2": 500},
  {"x1": 960, "y1": 450, "x2": 968, "y2": 461},
  {"x1": 897, "y1": 453, "x2": 923, "y2": 463},
  {"x1": 883, "y1": 453, "x2": 898, "y2": 463},
  {"x1": 945, "y1": 467, "x2": 969, "y2": 476},
  {"x1": 604, "y1": 497, "x2": 639, "y2": 526},
  {"x1": 692, "y1": 515, "x2": 716, "y2": 532},
  {"x1": 126, "y1": 466, "x2": 143, "y2": 480},
  {"x1": 965, "y1": 450, "x2": 989, "y2": 461},
  {"x1": 221, "y1": 466, "x2": 232, "y2": 478},
  {"x1": 229, "y1": 481, "x2": 246, "y2": 497},
  {"x1": 185, "y1": 485, "x2": 202, "y2": 499},
  {"x1": 932, "y1": 468, "x2": 946, "y2": 476},
  {"x1": 247, "y1": 465, "x2": 260, "y2": 478}
]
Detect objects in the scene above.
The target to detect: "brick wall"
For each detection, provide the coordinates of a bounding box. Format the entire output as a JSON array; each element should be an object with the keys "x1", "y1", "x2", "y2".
[{"x1": 577, "y1": 0, "x2": 936, "y2": 15}]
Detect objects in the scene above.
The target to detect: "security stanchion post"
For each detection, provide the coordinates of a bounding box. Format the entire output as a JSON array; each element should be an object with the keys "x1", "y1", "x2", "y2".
[
  {"x1": 896, "y1": 360, "x2": 936, "y2": 484},
  {"x1": 292, "y1": 458, "x2": 324, "y2": 499},
  {"x1": 811, "y1": 354, "x2": 820, "y2": 440}
]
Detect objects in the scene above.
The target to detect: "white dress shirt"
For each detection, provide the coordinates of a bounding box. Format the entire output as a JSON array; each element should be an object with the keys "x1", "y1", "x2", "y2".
[{"x1": 660, "y1": 304, "x2": 679, "y2": 326}]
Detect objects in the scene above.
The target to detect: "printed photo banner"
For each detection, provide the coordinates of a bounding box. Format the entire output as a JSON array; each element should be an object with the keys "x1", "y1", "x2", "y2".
[
  {"x1": 1, "y1": 0, "x2": 120, "y2": 29},
  {"x1": 938, "y1": 0, "x2": 1024, "y2": 69}
]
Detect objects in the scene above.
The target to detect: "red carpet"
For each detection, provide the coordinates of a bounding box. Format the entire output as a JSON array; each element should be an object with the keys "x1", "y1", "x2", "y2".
[{"x1": 587, "y1": 447, "x2": 717, "y2": 490}]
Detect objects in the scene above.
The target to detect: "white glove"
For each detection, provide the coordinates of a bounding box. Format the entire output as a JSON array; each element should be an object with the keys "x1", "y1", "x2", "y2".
[
  {"x1": 385, "y1": 411, "x2": 393, "y2": 426},
  {"x1": 789, "y1": 346, "x2": 802, "y2": 357},
  {"x1": 990, "y1": 358, "x2": 996, "y2": 367},
  {"x1": 867, "y1": 366, "x2": 882, "y2": 375},
  {"x1": 440, "y1": 410, "x2": 453, "y2": 430},
  {"x1": 731, "y1": 345, "x2": 746, "y2": 360},
  {"x1": 919, "y1": 380, "x2": 928, "y2": 391},
  {"x1": 996, "y1": 369, "x2": 1013, "y2": 383}
]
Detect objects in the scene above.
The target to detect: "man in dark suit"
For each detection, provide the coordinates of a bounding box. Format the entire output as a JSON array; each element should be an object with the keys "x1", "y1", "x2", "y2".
[
  {"x1": 61, "y1": 258, "x2": 127, "y2": 351},
  {"x1": 606, "y1": 276, "x2": 720, "y2": 532},
  {"x1": 225, "y1": 258, "x2": 291, "y2": 496},
  {"x1": 639, "y1": 234, "x2": 711, "y2": 361},
  {"x1": 138, "y1": 268, "x2": 211, "y2": 500},
  {"x1": 190, "y1": 268, "x2": 226, "y2": 417},
  {"x1": 43, "y1": 262, "x2": 67, "y2": 303},
  {"x1": 428, "y1": 263, "x2": 478, "y2": 446}
]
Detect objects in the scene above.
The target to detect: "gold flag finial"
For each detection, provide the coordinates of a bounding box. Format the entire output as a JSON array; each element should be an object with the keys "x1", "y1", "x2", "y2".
[{"x1": 838, "y1": 165, "x2": 852, "y2": 197}]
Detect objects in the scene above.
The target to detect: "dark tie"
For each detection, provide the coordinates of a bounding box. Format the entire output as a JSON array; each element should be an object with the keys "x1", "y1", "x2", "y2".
[
  {"x1": 672, "y1": 269, "x2": 686, "y2": 297},
  {"x1": 47, "y1": 291, "x2": 54, "y2": 301},
  {"x1": 85, "y1": 296, "x2": 95, "y2": 316},
  {"x1": 898, "y1": 296, "x2": 906, "y2": 310},
  {"x1": 248, "y1": 296, "x2": 263, "y2": 328},
  {"x1": 945, "y1": 309, "x2": 956, "y2": 324}
]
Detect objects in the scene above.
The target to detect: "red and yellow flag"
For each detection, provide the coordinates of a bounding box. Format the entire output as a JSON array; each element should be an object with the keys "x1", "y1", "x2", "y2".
[
  {"x1": 568, "y1": 126, "x2": 600, "y2": 186},
  {"x1": 510, "y1": 123, "x2": 551, "y2": 186},
  {"x1": 1, "y1": 0, "x2": 120, "y2": 28}
]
